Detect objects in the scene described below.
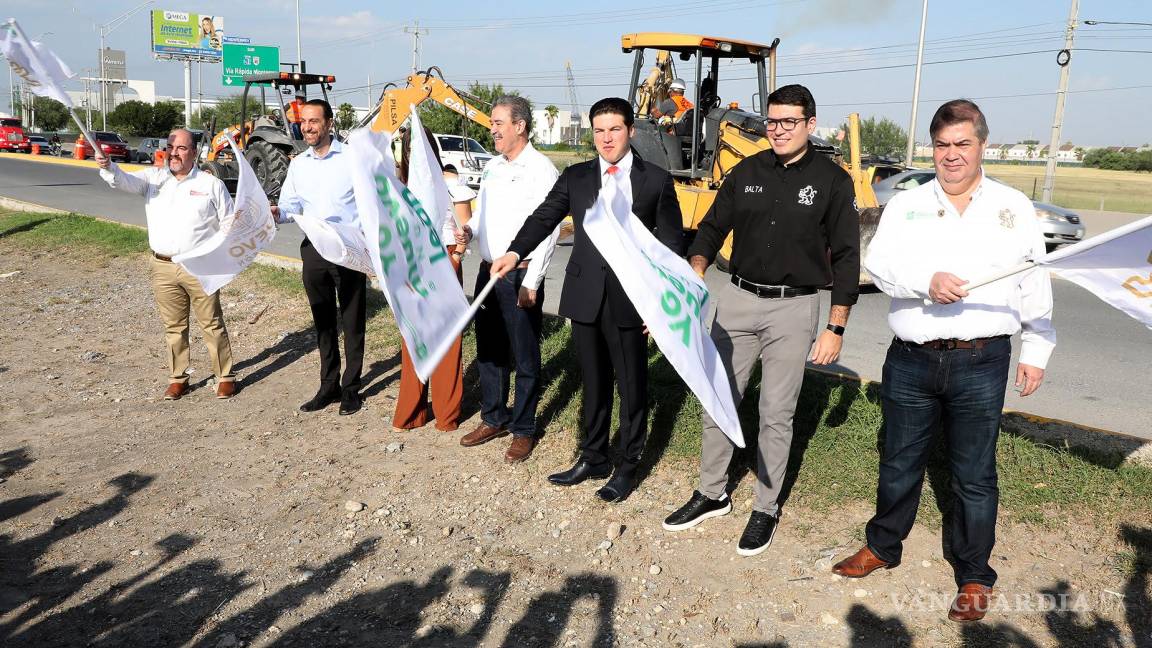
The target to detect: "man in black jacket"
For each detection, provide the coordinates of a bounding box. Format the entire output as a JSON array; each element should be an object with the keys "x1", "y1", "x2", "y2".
[{"x1": 487, "y1": 97, "x2": 683, "y2": 502}]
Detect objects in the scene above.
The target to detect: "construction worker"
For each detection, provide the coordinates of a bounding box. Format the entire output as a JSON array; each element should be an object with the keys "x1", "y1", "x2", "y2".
[
  {"x1": 653, "y1": 79, "x2": 695, "y2": 137},
  {"x1": 286, "y1": 94, "x2": 304, "y2": 140}
]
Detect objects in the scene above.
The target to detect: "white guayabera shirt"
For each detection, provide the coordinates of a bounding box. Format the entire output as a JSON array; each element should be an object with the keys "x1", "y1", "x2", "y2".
[{"x1": 864, "y1": 173, "x2": 1057, "y2": 369}]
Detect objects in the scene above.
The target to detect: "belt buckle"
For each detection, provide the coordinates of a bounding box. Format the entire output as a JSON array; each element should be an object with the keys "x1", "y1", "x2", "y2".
[{"x1": 941, "y1": 339, "x2": 958, "y2": 351}]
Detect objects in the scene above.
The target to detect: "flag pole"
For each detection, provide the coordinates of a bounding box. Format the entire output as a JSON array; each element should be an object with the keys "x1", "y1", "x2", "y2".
[
  {"x1": 5, "y1": 19, "x2": 105, "y2": 161},
  {"x1": 961, "y1": 260, "x2": 1036, "y2": 292}
]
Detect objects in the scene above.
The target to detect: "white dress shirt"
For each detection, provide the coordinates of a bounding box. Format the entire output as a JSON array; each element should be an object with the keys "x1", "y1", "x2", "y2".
[
  {"x1": 471, "y1": 142, "x2": 560, "y2": 290},
  {"x1": 277, "y1": 138, "x2": 358, "y2": 227},
  {"x1": 599, "y1": 149, "x2": 633, "y2": 200},
  {"x1": 864, "y1": 172, "x2": 1056, "y2": 368},
  {"x1": 99, "y1": 163, "x2": 233, "y2": 257}
]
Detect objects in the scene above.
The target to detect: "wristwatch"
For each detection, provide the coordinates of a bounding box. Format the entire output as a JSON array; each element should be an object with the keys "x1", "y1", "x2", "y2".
[{"x1": 826, "y1": 324, "x2": 845, "y2": 336}]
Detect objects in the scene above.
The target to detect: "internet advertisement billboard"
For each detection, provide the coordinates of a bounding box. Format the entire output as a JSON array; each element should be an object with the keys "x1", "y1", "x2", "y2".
[{"x1": 151, "y1": 10, "x2": 225, "y2": 59}]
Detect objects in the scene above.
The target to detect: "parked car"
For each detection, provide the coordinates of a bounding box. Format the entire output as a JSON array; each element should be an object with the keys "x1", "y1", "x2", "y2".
[
  {"x1": 26, "y1": 135, "x2": 49, "y2": 152},
  {"x1": 433, "y1": 134, "x2": 493, "y2": 189},
  {"x1": 0, "y1": 117, "x2": 31, "y2": 153},
  {"x1": 872, "y1": 169, "x2": 1085, "y2": 251},
  {"x1": 75, "y1": 131, "x2": 131, "y2": 162},
  {"x1": 134, "y1": 137, "x2": 165, "y2": 163}
]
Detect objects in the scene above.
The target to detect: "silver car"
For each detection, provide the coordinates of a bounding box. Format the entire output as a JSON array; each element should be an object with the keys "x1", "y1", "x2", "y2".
[{"x1": 873, "y1": 169, "x2": 1086, "y2": 251}]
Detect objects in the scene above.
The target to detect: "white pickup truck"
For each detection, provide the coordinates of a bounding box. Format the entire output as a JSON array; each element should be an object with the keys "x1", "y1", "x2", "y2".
[{"x1": 433, "y1": 134, "x2": 493, "y2": 189}]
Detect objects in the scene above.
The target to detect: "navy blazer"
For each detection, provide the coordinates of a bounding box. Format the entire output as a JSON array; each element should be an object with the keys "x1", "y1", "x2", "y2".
[{"x1": 508, "y1": 152, "x2": 684, "y2": 326}]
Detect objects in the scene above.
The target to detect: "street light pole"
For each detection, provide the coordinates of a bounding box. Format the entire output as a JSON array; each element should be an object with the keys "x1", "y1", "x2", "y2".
[
  {"x1": 905, "y1": 0, "x2": 928, "y2": 166},
  {"x1": 97, "y1": 0, "x2": 154, "y2": 130},
  {"x1": 296, "y1": 0, "x2": 303, "y2": 68}
]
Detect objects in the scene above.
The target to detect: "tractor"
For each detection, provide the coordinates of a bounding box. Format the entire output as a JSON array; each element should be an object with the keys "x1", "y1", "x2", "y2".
[{"x1": 200, "y1": 71, "x2": 336, "y2": 198}]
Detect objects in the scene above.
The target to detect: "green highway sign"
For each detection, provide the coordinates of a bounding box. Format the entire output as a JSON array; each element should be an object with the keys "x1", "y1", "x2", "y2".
[{"x1": 222, "y1": 43, "x2": 279, "y2": 87}]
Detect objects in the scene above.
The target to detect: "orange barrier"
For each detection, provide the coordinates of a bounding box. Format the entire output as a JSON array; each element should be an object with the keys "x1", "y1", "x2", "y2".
[
  {"x1": 31, "y1": 144, "x2": 40, "y2": 155},
  {"x1": 73, "y1": 144, "x2": 84, "y2": 160},
  {"x1": 153, "y1": 150, "x2": 167, "y2": 167}
]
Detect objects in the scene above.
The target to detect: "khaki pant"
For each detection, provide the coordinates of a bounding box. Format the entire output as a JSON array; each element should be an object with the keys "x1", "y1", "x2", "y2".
[
  {"x1": 149, "y1": 256, "x2": 234, "y2": 384},
  {"x1": 698, "y1": 281, "x2": 819, "y2": 516}
]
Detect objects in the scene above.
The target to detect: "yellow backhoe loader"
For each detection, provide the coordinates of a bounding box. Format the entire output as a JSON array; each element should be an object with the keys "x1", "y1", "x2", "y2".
[{"x1": 622, "y1": 33, "x2": 886, "y2": 281}]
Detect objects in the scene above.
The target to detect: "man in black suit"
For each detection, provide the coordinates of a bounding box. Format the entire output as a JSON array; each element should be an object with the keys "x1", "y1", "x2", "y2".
[{"x1": 487, "y1": 97, "x2": 683, "y2": 502}]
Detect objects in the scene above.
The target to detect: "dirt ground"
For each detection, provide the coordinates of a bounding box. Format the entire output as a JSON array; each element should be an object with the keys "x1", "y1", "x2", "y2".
[{"x1": 1, "y1": 246, "x2": 1150, "y2": 648}]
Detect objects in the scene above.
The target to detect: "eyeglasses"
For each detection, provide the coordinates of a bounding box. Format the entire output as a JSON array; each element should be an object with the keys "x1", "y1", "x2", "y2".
[{"x1": 765, "y1": 117, "x2": 809, "y2": 132}]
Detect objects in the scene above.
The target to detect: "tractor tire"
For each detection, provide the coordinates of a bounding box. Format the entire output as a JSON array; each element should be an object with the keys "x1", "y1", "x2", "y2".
[
  {"x1": 245, "y1": 140, "x2": 290, "y2": 198},
  {"x1": 201, "y1": 160, "x2": 238, "y2": 195}
]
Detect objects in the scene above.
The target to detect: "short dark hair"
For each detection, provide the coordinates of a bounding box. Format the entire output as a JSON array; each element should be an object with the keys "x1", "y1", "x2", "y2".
[
  {"x1": 929, "y1": 99, "x2": 989, "y2": 142},
  {"x1": 303, "y1": 99, "x2": 333, "y2": 120},
  {"x1": 767, "y1": 84, "x2": 816, "y2": 119},
  {"x1": 443, "y1": 164, "x2": 458, "y2": 174},
  {"x1": 589, "y1": 97, "x2": 634, "y2": 128}
]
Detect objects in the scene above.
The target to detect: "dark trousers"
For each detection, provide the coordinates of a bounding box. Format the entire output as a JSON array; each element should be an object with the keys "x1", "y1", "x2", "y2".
[
  {"x1": 865, "y1": 337, "x2": 1011, "y2": 587},
  {"x1": 474, "y1": 264, "x2": 543, "y2": 438},
  {"x1": 571, "y1": 295, "x2": 649, "y2": 473},
  {"x1": 301, "y1": 238, "x2": 367, "y2": 395}
]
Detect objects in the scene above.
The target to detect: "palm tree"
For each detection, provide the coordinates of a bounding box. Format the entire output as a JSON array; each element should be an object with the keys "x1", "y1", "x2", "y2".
[{"x1": 544, "y1": 105, "x2": 559, "y2": 144}]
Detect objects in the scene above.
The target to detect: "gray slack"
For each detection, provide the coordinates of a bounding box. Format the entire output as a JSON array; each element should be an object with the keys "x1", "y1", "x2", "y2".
[{"x1": 697, "y1": 280, "x2": 819, "y2": 515}]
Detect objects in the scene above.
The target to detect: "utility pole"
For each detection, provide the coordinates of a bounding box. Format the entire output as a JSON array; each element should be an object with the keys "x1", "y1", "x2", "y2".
[
  {"x1": 404, "y1": 21, "x2": 428, "y2": 74},
  {"x1": 905, "y1": 0, "x2": 928, "y2": 166},
  {"x1": 295, "y1": 0, "x2": 302, "y2": 68},
  {"x1": 1042, "y1": 0, "x2": 1079, "y2": 204}
]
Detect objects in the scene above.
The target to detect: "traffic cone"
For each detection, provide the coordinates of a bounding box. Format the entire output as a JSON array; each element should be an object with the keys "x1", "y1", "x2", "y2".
[{"x1": 153, "y1": 149, "x2": 167, "y2": 167}]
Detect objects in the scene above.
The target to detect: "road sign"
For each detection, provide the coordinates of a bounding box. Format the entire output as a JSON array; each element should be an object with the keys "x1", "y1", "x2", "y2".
[{"x1": 222, "y1": 43, "x2": 279, "y2": 87}]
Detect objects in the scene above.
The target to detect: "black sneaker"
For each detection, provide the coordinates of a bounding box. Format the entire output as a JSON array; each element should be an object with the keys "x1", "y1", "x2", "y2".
[
  {"x1": 737, "y1": 511, "x2": 779, "y2": 557},
  {"x1": 662, "y1": 491, "x2": 732, "y2": 531}
]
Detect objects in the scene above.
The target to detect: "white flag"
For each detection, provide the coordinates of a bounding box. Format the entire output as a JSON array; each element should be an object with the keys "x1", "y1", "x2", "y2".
[
  {"x1": 406, "y1": 107, "x2": 456, "y2": 233},
  {"x1": 1, "y1": 20, "x2": 76, "y2": 107},
  {"x1": 583, "y1": 178, "x2": 744, "y2": 448},
  {"x1": 171, "y1": 136, "x2": 277, "y2": 295},
  {"x1": 293, "y1": 215, "x2": 376, "y2": 277},
  {"x1": 346, "y1": 128, "x2": 470, "y2": 382},
  {"x1": 1039, "y1": 214, "x2": 1152, "y2": 328}
]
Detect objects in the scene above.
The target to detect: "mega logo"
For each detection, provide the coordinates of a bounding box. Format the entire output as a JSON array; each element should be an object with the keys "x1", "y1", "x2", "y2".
[{"x1": 163, "y1": 11, "x2": 190, "y2": 21}]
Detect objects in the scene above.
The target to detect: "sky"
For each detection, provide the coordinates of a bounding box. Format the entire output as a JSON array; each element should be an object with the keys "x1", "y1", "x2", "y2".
[{"x1": 5, "y1": 0, "x2": 1151, "y2": 147}]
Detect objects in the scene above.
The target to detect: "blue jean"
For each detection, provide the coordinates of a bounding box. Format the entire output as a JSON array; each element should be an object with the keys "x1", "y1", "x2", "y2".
[
  {"x1": 865, "y1": 336, "x2": 1011, "y2": 587},
  {"x1": 474, "y1": 264, "x2": 544, "y2": 438}
]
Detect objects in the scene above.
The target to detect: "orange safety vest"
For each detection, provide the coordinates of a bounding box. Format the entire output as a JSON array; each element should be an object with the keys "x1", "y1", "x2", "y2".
[
  {"x1": 287, "y1": 100, "x2": 303, "y2": 123},
  {"x1": 671, "y1": 94, "x2": 694, "y2": 118}
]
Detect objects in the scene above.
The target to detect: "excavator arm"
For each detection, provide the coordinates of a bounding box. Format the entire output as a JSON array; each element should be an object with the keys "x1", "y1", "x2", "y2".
[{"x1": 369, "y1": 68, "x2": 491, "y2": 135}]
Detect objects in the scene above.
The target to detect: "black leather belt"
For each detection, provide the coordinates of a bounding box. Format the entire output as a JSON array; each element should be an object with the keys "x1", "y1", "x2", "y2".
[
  {"x1": 900, "y1": 335, "x2": 1009, "y2": 351},
  {"x1": 731, "y1": 274, "x2": 817, "y2": 299},
  {"x1": 152, "y1": 252, "x2": 173, "y2": 262}
]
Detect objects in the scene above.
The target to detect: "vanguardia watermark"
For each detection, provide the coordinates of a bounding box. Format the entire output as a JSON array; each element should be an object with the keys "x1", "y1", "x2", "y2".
[{"x1": 888, "y1": 589, "x2": 1126, "y2": 615}]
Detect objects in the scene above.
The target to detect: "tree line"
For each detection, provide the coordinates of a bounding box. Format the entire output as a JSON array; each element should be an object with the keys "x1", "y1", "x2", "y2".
[{"x1": 1081, "y1": 147, "x2": 1152, "y2": 172}]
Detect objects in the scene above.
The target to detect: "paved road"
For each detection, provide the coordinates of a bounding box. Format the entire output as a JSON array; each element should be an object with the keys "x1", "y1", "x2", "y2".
[{"x1": 3, "y1": 154, "x2": 1150, "y2": 439}]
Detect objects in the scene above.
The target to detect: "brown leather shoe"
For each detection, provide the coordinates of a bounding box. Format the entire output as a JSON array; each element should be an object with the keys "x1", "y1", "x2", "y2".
[
  {"x1": 504, "y1": 436, "x2": 536, "y2": 463},
  {"x1": 831, "y1": 546, "x2": 894, "y2": 578},
  {"x1": 948, "y1": 583, "x2": 993, "y2": 622},
  {"x1": 460, "y1": 423, "x2": 508, "y2": 447},
  {"x1": 163, "y1": 382, "x2": 187, "y2": 400},
  {"x1": 216, "y1": 381, "x2": 237, "y2": 399}
]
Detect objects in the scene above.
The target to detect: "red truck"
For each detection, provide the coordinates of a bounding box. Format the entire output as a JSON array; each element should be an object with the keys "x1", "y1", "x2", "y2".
[{"x1": 0, "y1": 117, "x2": 32, "y2": 153}]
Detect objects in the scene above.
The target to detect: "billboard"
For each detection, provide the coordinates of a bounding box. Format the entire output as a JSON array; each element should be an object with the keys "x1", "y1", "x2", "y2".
[
  {"x1": 100, "y1": 48, "x2": 126, "y2": 80},
  {"x1": 150, "y1": 10, "x2": 224, "y2": 59}
]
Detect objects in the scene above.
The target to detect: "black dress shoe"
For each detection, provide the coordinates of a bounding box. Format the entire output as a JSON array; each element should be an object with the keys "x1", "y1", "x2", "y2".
[
  {"x1": 300, "y1": 388, "x2": 340, "y2": 412},
  {"x1": 596, "y1": 470, "x2": 635, "y2": 503},
  {"x1": 338, "y1": 391, "x2": 362, "y2": 416},
  {"x1": 547, "y1": 460, "x2": 612, "y2": 486}
]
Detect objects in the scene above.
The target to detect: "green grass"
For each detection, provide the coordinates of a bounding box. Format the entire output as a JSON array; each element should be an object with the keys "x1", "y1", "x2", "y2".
[
  {"x1": 0, "y1": 211, "x2": 147, "y2": 256},
  {"x1": 981, "y1": 163, "x2": 1152, "y2": 213},
  {"x1": 5, "y1": 210, "x2": 1152, "y2": 530}
]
